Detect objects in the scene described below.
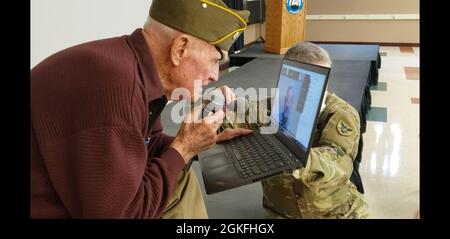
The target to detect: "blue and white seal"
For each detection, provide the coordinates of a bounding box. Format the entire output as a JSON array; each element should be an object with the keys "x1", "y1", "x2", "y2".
[{"x1": 286, "y1": 0, "x2": 304, "y2": 14}]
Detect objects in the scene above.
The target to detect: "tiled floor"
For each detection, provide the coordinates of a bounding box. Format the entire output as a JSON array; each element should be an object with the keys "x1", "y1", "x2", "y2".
[
  {"x1": 360, "y1": 46, "x2": 420, "y2": 218},
  {"x1": 370, "y1": 82, "x2": 387, "y2": 91},
  {"x1": 404, "y1": 67, "x2": 420, "y2": 80},
  {"x1": 400, "y1": 46, "x2": 415, "y2": 53},
  {"x1": 366, "y1": 107, "x2": 388, "y2": 122},
  {"x1": 410, "y1": 97, "x2": 420, "y2": 104}
]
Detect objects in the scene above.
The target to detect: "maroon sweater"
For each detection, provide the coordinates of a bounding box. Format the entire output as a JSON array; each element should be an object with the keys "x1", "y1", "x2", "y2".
[{"x1": 31, "y1": 29, "x2": 185, "y2": 218}]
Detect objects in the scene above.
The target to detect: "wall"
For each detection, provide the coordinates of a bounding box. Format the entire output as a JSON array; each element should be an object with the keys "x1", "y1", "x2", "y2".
[
  {"x1": 305, "y1": 0, "x2": 419, "y2": 44},
  {"x1": 307, "y1": 0, "x2": 419, "y2": 14},
  {"x1": 244, "y1": 23, "x2": 265, "y2": 45},
  {"x1": 32, "y1": 0, "x2": 419, "y2": 68},
  {"x1": 244, "y1": 0, "x2": 419, "y2": 45},
  {"x1": 306, "y1": 20, "x2": 418, "y2": 43},
  {"x1": 31, "y1": 0, "x2": 153, "y2": 68}
]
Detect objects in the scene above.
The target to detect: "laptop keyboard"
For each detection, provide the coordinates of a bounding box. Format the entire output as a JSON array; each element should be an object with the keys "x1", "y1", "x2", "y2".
[{"x1": 229, "y1": 133, "x2": 297, "y2": 179}]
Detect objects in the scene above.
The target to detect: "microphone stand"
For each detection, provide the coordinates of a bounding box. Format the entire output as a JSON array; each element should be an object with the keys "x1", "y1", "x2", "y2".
[{"x1": 255, "y1": 0, "x2": 265, "y2": 44}]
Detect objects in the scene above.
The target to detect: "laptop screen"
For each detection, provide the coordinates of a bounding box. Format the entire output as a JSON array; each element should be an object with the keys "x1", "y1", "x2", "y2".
[{"x1": 271, "y1": 60, "x2": 329, "y2": 151}]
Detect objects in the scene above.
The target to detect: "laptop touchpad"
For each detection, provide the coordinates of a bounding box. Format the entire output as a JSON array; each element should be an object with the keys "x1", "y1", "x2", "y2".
[
  {"x1": 204, "y1": 163, "x2": 241, "y2": 194},
  {"x1": 203, "y1": 152, "x2": 230, "y2": 170},
  {"x1": 199, "y1": 144, "x2": 227, "y2": 158}
]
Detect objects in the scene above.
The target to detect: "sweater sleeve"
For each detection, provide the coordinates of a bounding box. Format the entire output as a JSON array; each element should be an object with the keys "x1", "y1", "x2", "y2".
[
  {"x1": 44, "y1": 126, "x2": 185, "y2": 218},
  {"x1": 146, "y1": 117, "x2": 176, "y2": 159}
]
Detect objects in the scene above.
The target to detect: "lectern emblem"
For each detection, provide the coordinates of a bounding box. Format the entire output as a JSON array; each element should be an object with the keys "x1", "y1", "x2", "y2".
[{"x1": 286, "y1": 0, "x2": 304, "y2": 14}]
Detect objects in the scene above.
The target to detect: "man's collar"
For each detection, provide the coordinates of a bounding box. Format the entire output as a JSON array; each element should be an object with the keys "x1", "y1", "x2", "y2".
[{"x1": 126, "y1": 28, "x2": 166, "y2": 102}]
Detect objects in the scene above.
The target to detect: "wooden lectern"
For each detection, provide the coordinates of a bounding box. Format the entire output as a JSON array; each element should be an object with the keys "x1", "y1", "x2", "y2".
[{"x1": 264, "y1": 0, "x2": 307, "y2": 55}]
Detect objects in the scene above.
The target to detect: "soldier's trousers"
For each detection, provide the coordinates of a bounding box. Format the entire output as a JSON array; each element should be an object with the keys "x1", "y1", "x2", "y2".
[{"x1": 161, "y1": 168, "x2": 208, "y2": 219}]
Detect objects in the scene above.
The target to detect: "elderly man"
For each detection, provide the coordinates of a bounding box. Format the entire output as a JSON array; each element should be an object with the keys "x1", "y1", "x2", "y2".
[{"x1": 31, "y1": 0, "x2": 251, "y2": 218}]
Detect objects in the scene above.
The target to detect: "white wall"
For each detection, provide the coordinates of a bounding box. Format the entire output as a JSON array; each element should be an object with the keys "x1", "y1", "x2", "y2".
[{"x1": 31, "y1": 0, "x2": 153, "y2": 68}]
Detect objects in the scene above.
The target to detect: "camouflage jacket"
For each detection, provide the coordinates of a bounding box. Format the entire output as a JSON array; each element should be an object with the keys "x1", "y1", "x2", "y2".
[{"x1": 217, "y1": 93, "x2": 369, "y2": 219}]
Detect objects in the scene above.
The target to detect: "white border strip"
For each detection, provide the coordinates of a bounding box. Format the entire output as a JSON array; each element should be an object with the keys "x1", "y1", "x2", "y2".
[{"x1": 307, "y1": 14, "x2": 419, "y2": 20}]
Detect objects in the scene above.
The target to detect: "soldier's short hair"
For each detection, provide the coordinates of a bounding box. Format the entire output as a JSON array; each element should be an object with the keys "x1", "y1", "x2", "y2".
[{"x1": 284, "y1": 42, "x2": 331, "y2": 66}]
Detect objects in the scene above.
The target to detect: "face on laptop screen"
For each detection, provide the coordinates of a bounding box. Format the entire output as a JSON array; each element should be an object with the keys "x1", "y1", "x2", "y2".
[{"x1": 272, "y1": 62, "x2": 327, "y2": 149}]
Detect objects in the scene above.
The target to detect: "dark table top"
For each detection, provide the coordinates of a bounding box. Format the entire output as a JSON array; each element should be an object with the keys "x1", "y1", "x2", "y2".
[
  {"x1": 232, "y1": 43, "x2": 379, "y2": 62},
  {"x1": 213, "y1": 58, "x2": 370, "y2": 114},
  {"x1": 318, "y1": 44, "x2": 379, "y2": 62}
]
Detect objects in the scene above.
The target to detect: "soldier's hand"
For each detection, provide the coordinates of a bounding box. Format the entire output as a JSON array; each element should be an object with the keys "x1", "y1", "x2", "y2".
[
  {"x1": 170, "y1": 105, "x2": 225, "y2": 164},
  {"x1": 217, "y1": 128, "x2": 253, "y2": 143}
]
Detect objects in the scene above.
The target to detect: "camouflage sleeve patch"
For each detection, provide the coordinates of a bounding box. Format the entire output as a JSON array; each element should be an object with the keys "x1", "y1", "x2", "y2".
[
  {"x1": 337, "y1": 119, "x2": 354, "y2": 136},
  {"x1": 319, "y1": 110, "x2": 360, "y2": 160}
]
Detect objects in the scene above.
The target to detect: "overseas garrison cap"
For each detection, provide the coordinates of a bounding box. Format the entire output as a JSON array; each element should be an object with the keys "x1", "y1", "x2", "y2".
[{"x1": 149, "y1": 0, "x2": 250, "y2": 51}]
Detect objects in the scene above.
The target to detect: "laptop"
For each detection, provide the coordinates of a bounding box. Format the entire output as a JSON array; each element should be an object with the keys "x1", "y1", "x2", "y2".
[{"x1": 198, "y1": 59, "x2": 331, "y2": 194}]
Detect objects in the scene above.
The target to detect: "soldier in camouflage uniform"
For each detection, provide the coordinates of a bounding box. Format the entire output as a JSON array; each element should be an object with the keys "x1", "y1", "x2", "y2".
[{"x1": 217, "y1": 42, "x2": 369, "y2": 219}]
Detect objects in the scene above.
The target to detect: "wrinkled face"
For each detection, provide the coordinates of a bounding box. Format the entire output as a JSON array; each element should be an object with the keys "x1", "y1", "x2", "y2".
[{"x1": 170, "y1": 36, "x2": 227, "y2": 101}]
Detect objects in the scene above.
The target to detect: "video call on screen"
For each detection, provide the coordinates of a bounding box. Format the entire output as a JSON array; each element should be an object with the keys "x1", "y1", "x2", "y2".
[{"x1": 275, "y1": 64, "x2": 327, "y2": 148}]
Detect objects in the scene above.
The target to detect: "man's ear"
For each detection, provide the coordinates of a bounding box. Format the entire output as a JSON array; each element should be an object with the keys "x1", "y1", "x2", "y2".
[{"x1": 170, "y1": 34, "x2": 190, "y2": 66}]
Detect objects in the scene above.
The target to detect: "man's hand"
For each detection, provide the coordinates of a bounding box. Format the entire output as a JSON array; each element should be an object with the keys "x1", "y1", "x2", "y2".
[
  {"x1": 216, "y1": 85, "x2": 236, "y2": 112},
  {"x1": 217, "y1": 128, "x2": 253, "y2": 143},
  {"x1": 170, "y1": 105, "x2": 225, "y2": 164},
  {"x1": 214, "y1": 86, "x2": 254, "y2": 142}
]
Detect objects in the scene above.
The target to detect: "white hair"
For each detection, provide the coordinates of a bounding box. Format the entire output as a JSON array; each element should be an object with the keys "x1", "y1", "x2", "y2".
[{"x1": 143, "y1": 17, "x2": 182, "y2": 47}]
